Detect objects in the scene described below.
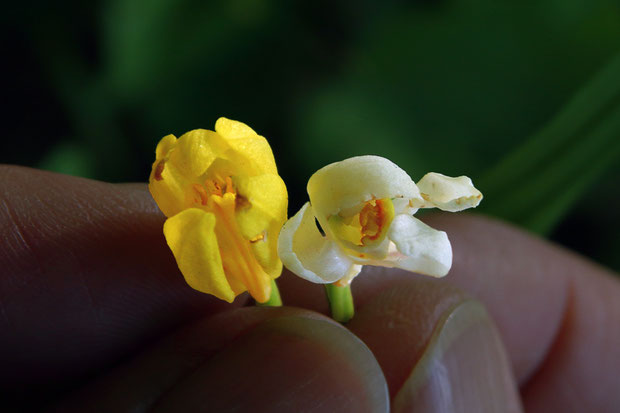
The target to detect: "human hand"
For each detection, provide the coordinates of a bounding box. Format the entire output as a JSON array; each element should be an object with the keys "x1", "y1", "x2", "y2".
[{"x1": 1, "y1": 166, "x2": 618, "y2": 412}]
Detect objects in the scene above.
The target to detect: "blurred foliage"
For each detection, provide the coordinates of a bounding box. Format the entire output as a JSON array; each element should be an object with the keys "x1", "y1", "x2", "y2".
[{"x1": 3, "y1": 0, "x2": 620, "y2": 271}]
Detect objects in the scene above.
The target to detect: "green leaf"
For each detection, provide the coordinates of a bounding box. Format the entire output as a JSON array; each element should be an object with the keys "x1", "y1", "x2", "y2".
[{"x1": 480, "y1": 51, "x2": 620, "y2": 234}]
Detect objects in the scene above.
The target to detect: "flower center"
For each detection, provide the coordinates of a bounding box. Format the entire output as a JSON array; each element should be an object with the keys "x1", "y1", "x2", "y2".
[
  {"x1": 359, "y1": 199, "x2": 394, "y2": 245},
  {"x1": 328, "y1": 198, "x2": 395, "y2": 247},
  {"x1": 190, "y1": 177, "x2": 271, "y2": 302}
]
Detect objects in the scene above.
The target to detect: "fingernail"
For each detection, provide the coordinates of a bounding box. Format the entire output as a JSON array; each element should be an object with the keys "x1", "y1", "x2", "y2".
[
  {"x1": 153, "y1": 316, "x2": 389, "y2": 413},
  {"x1": 393, "y1": 301, "x2": 523, "y2": 413}
]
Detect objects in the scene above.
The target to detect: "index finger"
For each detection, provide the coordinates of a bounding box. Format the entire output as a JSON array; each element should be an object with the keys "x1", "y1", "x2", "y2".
[{"x1": 0, "y1": 166, "x2": 241, "y2": 397}]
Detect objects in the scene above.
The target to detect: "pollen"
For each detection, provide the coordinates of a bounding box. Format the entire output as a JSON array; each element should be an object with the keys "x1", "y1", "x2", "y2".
[{"x1": 250, "y1": 232, "x2": 266, "y2": 243}]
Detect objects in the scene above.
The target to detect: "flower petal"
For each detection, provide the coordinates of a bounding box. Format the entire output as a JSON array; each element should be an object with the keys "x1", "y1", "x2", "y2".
[
  {"x1": 163, "y1": 208, "x2": 235, "y2": 302},
  {"x1": 149, "y1": 134, "x2": 191, "y2": 217},
  {"x1": 234, "y1": 174, "x2": 288, "y2": 278},
  {"x1": 171, "y1": 129, "x2": 226, "y2": 178},
  {"x1": 215, "y1": 117, "x2": 278, "y2": 176},
  {"x1": 278, "y1": 202, "x2": 359, "y2": 284},
  {"x1": 416, "y1": 172, "x2": 483, "y2": 212},
  {"x1": 155, "y1": 134, "x2": 177, "y2": 159},
  {"x1": 386, "y1": 214, "x2": 452, "y2": 277},
  {"x1": 307, "y1": 155, "x2": 423, "y2": 233}
]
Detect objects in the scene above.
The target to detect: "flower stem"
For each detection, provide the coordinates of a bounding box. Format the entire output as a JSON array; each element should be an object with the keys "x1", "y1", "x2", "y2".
[
  {"x1": 257, "y1": 279, "x2": 282, "y2": 307},
  {"x1": 325, "y1": 283, "x2": 354, "y2": 323}
]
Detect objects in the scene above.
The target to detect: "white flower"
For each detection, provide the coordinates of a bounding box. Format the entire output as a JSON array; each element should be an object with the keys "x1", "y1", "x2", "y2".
[{"x1": 277, "y1": 155, "x2": 482, "y2": 286}]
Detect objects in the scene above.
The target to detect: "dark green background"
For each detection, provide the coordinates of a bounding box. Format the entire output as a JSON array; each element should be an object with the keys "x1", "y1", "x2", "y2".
[{"x1": 3, "y1": 0, "x2": 620, "y2": 271}]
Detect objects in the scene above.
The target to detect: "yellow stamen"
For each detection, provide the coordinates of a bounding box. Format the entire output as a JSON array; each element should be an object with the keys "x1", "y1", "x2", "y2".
[{"x1": 190, "y1": 177, "x2": 271, "y2": 303}]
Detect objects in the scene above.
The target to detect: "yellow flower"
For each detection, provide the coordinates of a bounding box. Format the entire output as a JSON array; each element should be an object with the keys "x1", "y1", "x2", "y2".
[
  {"x1": 149, "y1": 118, "x2": 287, "y2": 303},
  {"x1": 277, "y1": 155, "x2": 482, "y2": 286}
]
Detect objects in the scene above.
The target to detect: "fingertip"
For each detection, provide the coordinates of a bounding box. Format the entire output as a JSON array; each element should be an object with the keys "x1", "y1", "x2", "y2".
[
  {"x1": 423, "y1": 212, "x2": 571, "y2": 382},
  {"x1": 346, "y1": 278, "x2": 469, "y2": 396},
  {"x1": 346, "y1": 279, "x2": 522, "y2": 412},
  {"x1": 57, "y1": 307, "x2": 389, "y2": 413},
  {"x1": 152, "y1": 315, "x2": 389, "y2": 413},
  {"x1": 154, "y1": 316, "x2": 388, "y2": 412}
]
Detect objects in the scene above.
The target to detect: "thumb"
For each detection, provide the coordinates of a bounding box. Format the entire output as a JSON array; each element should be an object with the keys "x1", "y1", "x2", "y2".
[
  {"x1": 392, "y1": 300, "x2": 522, "y2": 413},
  {"x1": 347, "y1": 278, "x2": 523, "y2": 413}
]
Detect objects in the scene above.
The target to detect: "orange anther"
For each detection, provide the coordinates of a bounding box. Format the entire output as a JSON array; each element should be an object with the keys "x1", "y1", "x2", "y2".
[
  {"x1": 225, "y1": 176, "x2": 235, "y2": 194},
  {"x1": 193, "y1": 184, "x2": 209, "y2": 205},
  {"x1": 205, "y1": 180, "x2": 223, "y2": 197},
  {"x1": 154, "y1": 160, "x2": 165, "y2": 181},
  {"x1": 359, "y1": 199, "x2": 390, "y2": 243},
  {"x1": 249, "y1": 232, "x2": 265, "y2": 243}
]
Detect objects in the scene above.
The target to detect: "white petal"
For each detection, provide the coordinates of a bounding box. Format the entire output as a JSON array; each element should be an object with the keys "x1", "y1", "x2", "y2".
[
  {"x1": 391, "y1": 197, "x2": 419, "y2": 215},
  {"x1": 334, "y1": 264, "x2": 364, "y2": 286},
  {"x1": 277, "y1": 202, "x2": 358, "y2": 284},
  {"x1": 307, "y1": 156, "x2": 423, "y2": 226},
  {"x1": 387, "y1": 214, "x2": 452, "y2": 277},
  {"x1": 415, "y1": 172, "x2": 482, "y2": 212},
  {"x1": 340, "y1": 235, "x2": 391, "y2": 261}
]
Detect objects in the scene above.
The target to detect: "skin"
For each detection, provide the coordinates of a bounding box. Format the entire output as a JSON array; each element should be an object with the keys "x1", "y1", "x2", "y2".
[{"x1": 1, "y1": 165, "x2": 619, "y2": 412}]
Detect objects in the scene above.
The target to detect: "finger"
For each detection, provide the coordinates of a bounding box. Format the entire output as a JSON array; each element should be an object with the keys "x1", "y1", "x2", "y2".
[
  {"x1": 519, "y1": 259, "x2": 620, "y2": 413},
  {"x1": 349, "y1": 280, "x2": 522, "y2": 413},
  {"x1": 54, "y1": 307, "x2": 389, "y2": 413},
  {"x1": 424, "y1": 213, "x2": 570, "y2": 383},
  {"x1": 0, "y1": 166, "x2": 241, "y2": 397},
  {"x1": 278, "y1": 213, "x2": 620, "y2": 411},
  {"x1": 424, "y1": 214, "x2": 620, "y2": 412},
  {"x1": 281, "y1": 268, "x2": 523, "y2": 412}
]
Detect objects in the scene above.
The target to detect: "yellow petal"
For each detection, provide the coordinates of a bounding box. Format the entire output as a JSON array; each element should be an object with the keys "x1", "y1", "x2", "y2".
[
  {"x1": 155, "y1": 134, "x2": 177, "y2": 159},
  {"x1": 234, "y1": 174, "x2": 288, "y2": 238},
  {"x1": 163, "y1": 208, "x2": 236, "y2": 302},
  {"x1": 149, "y1": 171, "x2": 186, "y2": 218},
  {"x1": 416, "y1": 172, "x2": 483, "y2": 212},
  {"x1": 215, "y1": 117, "x2": 257, "y2": 140},
  {"x1": 278, "y1": 203, "x2": 359, "y2": 284},
  {"x1": 307, "y1": 155, "x2": 423, "y2": 235},
  {"x1": 328, "y1": 214, "x2": 363, "y2": 245},
  {"x1": 150, "y1": 130, "x2": 228, "y2": 217},
  {"x1": 170, "y1": 129, "x2": 227, "y2": 178},
  {"x1": 234, "y1": 174, "x2": 288, "y2": 277},
  {"x1": 149, "y1": 134, "x2": 189, "y2": 217},
  {"x1": 215, "y1": 117, "x2": 278, "y2": 176}
]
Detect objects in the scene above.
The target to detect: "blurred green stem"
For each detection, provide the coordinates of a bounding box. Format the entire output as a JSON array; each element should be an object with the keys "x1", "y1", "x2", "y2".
[{"x1": 480, "y1": 51, "x2": 620, "y2": 234}]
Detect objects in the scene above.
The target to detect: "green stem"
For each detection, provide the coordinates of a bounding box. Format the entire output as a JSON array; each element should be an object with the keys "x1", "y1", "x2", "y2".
[
  {"x1": 257, "y1": 279, "x2": 282, "y2": 307},
  {"x1": 325, "y1": 283, "x2": 354, "y2": 323}
]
